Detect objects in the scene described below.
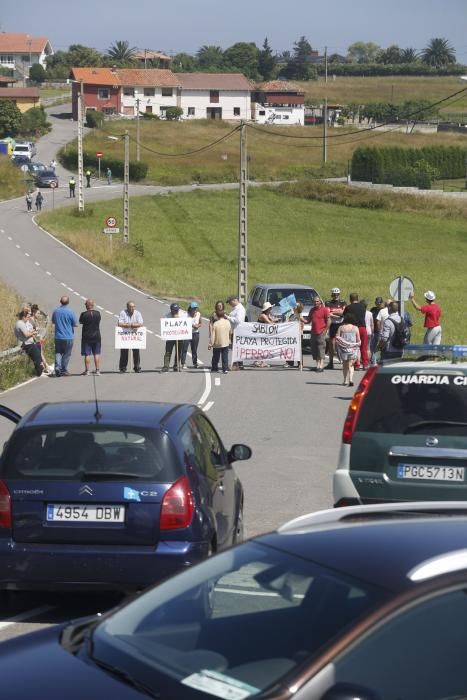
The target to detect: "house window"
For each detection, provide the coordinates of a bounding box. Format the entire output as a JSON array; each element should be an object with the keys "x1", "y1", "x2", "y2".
[
  {"x1": 188, "y1": 107, "x2": 195, "y2": 116},
  {"x1": 22, "y1": 55, "x2": 29, "y2": 63},
  {"x1": 210, "y1": 90, "x2": 219, "y2": 103},
  {"x1": 259, "y1": 110, "x2": 266, "y2": 116},
  {"x1": 233, "y1": 107, "x2": 240, "y2": 116},
  {"x1": 0, "y1": 55, "x2": 14, "y2": 64},
  {"x1": 144, "y1": 88, "x2": 155, "y2": 97},
  {"x1": 123, "y1": 87, "x2": 135, "y2": 97},
  {"x1": 102, "y1": 107, "x2": 116, "y2": 115},
  {"x1": 98, "y1": 88, "x2": 110, "y2": 100},
  {"x1": 146, "y1": 105, "x2": 153, "y2": 114},
  {"x1": 282, "y1": 115, "x2": 289, "y2": 120},
  {"x1": 161, "y1": 87, "x2": 173, "y2": 97}
]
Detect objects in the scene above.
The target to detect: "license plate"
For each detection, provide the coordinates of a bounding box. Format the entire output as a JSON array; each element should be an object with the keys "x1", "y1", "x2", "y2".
[
  {"x1": 46, "y1": 504, "x2": 125, "y2": 522},
  {"x1": 397, "y1": 464, "x2": 465, "y2": 482}
]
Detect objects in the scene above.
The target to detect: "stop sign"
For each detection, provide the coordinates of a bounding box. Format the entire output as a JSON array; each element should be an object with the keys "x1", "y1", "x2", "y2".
[{"x1": 96, "y1": 151, "x2": 104, "y2": 158}]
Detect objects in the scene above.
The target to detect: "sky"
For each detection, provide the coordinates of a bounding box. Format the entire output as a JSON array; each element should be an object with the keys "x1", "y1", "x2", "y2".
[{"x1": 1, "y1": 0, "x2": 466, "y2": 62}]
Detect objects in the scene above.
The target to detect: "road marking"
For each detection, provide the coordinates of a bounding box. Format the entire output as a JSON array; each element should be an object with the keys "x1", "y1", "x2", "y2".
[
  {"x1": 7, "y1": 236, "x2": 12, "y2": 241},
  {"x1": 202, "y1": 401, "x2": 214, "y2": 412},
  {"x1": 67, "y1": 287, "x2": 74, "y2": 292},
  {"x1": 147, "y1": 329, "x2": 154, "y2": 334},
  {"x1": 60, "y1": 282, "x2": 67, "y2": 287},
  {"x1": 0, "y1": 604, "x2": 55, "y2": 631},
  {"x1": 97, "y1": 305, "x2": 104, "y2": 310},
  {"x1": 198, "y1": 370, "x2": 211, "y2": 406},
  {"x1": 25, "y1": 253, "x2": 30, "y2": 257},
  {"x1": 73, "y1": 291, "x2": 80, "y2": 296},
  {"x1": 46, "y1": 271, "x2": 52, "y2": 275},
  {"x1": 105, "y1": 310, "x2": 113, "y2": 315},
  {"x1": 214, "y1": 377, "x2": 221, "y2": 386},
  {"x1": 34, "y1": 261, "x2": 40, "y2": 266},
  {"x1": 15, "y1": 244, "x2": 21, "y2": 249}
]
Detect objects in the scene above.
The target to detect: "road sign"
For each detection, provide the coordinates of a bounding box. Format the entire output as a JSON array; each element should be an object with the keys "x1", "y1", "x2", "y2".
[
  {"x1": 20, "y1": 164, "x2": 29, "y2": 172},
  {"x1": 103, "y1": 227, "x2": 120, "y2": 234},
  {"x1": 96, "y1": 151, "x2": 104, "y2": 158},
  {"x1": 49, "y1": 181, "x2": 57, "y2": 189},
  {"x1": 105, "y1": 216, "x2": 117, "y2": 227},
  {"x1": 389, "y1": 276, "x2": 414, "y2": 302}
]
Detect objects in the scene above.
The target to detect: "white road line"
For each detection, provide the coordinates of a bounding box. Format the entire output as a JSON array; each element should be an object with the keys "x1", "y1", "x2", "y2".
[
  {"x1": 156, "y1": 334, "x2": 163, "y2": 340},
  {"x1": 60, "y1": 282, "x2": 67, "y2": 287},
  {"x1": 46, "y1": 271, "x2": 52, "y2": 276},
  {"x1": 202, "y1": 401, "x2": 214, "y2": 412},
  {"x1": 15, "y1": 244, "x2": 21, "y2": 249},
  {"x1": 105, "y1": 310, "x2": 113, "y2": 315},
  {"x1": 7, "y1": 236, "x2": 12, "y2": 240},
  {"x1": 80, "y1": 295, "x2": 87, "y2": 300},
  {"x1": 147, "y1": 329, "x2": 154, "y2": 334},
  {"x1": 97, "y1": 305, "x2": 104, "y2": 310},
  {"x1": 25, "y1": 253, "x2": 30, "y2": 257},
  {"x1": 0, "y1": 604, "x2": 55, "y2": 631},
  {"x1": 214, "y1": 377, "x2": 221, "y2": 386},
  {"x1": 67, "y1": 287, "x2": 74, "y2": 292},
  {"x1": 34, "y1": 261, "x2": 40, "y2": 266},
  {"x1": 198, "y1": 370, "x2": 211, "y2": 406},
  {"x1": 73, "y1": 291, "x2": 80, "y2": 296}
]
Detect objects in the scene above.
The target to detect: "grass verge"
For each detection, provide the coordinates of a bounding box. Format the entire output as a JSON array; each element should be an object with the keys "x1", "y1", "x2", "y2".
[{"x1": 0, "y1": 158, "x2": 30, "y2": 200}]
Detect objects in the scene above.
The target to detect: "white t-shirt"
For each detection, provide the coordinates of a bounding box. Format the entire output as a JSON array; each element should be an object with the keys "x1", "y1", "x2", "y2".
[
  {"x1": 365, "y1": 309, "x2": 373, "y2": 336},
  {"x1": 376, "y1": 308, "x2": 389, "y2": 326},
  {"x1": 227, "y1": 303, "x2": 246, "y2": 329}
]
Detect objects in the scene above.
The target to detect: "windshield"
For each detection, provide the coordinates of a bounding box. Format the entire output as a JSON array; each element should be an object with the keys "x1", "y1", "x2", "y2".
[
  {"x1": 89, "y1": 541, "x2": 384, "y2": 698},
  {"x1": 2, "y1": 427, "x2": 181, "y2": 481},
  {"x1": 267, "y1": 288, "x2": 317, "y2": 307}
]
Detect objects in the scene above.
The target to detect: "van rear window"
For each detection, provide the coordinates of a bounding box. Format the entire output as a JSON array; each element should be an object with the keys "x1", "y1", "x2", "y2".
[
  {"x1": 356, "y1": 374, "x2": 467, "y2": 435},
  {"x1": 2, "y1": 427, "x2": 181, "y2": 481}
]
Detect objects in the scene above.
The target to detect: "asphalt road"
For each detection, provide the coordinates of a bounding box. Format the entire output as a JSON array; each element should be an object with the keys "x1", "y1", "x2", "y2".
[{"x1": 0, "y1": 105, "x2": 350, "y2": 640}]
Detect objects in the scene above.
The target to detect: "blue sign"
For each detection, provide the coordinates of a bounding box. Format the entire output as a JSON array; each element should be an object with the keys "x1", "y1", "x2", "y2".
[
  {"x1": 278, "y1": 293, "x2": 297, "y2": 314},
  {"x1": 123, "y1": 487, "x2": 141, "y2": 502}
]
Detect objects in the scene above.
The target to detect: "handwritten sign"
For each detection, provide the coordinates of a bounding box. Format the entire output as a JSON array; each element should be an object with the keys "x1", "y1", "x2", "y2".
[
  {"x1": 115, "y1": 326, "x2": 147, "y2": 349},
  {"x1": 160, "y1": 317, "x2": 192, "y2": 341},
  {"x1": 232, "y1": 322, "x2": 301, "y2": 363}
]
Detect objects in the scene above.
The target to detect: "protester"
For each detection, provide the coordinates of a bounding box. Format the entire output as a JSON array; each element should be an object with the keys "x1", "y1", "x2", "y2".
[
  {"x1": 379, "y1": 301, "x2": 404, "y2": 361},
  {"x1": 362, "y1": 299, "x2": 374, "y2": 368},
  {"x1": 209, "y1": 303, "x2": 231, "y2": 374},
  {"x1": 409, "y1": 291, "x2": 442, "y2": 345},
  {"x1": 325, "y1": 287, "x2": 346, "y2": 369},
  {"x1": 370, "y1": 296, "x2": 385, "y2": 366},
  {"x1": 69, "y1": 176, "x2": 76, "y2": 198},
  {"x1": 335, "y1": 312, "x2": 361, "y2": 387},
  {"x1": 344, "y1": 293, "x2": 368, "y2": 371},
  {"x1": 288, "y1": 301, "x2": 305, "y2": 368},
  {"x1": 308, "y1": 296, "x2": 331, "y2": 372},
  {"x1": 30, "y1": 303, "x2": 51, "y2": 374},
  {"x1": 15, "y1": 307, "x2": 46, "y2": 377},
  {"x1": 226, "y1": 294, "x2": 246, "y2": 370},
  {"x1": 118, "y1": 301, "x2": 143, "y2": 373},
  {"x1": 79, "y1": 299, "x2": 102, "y2": 375},
  {"x1": 25, "y1": 192, "x2": 32, "y2": 211},
  {"x1": 162, "y1": 303, "x2": 185, "y2": 372},
  {"x1": 35, "y1": 191, "x2": 43, "y2": 212},
  {"x1": 256, "y1": 302, "x2": 278, "y2": 366},
  {"x1": 180, "y1": 302, "x2": 201, "y2": 369},
  {"x1": 51, "y1": 296, "x2": 78, "y2": 377}
]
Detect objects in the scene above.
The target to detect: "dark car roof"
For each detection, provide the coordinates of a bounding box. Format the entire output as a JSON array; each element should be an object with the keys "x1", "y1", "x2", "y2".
[
  {"x1": 257, "y1": 517, "x2": 467, "y2": 593},
  {"x1": 38, "y1": 170, "x2": 56, "y2": 176},
  {"x1": 18, "y1": 401, "x2": 191, "y2": 430}
]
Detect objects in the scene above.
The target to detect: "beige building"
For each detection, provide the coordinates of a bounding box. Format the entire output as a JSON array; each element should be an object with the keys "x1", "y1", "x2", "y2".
[{"x1": 0, "y1": 88, "x2": 40, "y2": 112}]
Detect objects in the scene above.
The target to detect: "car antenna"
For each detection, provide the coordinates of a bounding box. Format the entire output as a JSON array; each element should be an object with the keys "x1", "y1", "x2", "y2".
[{"x1": 92, "y1": 375, "x2": 102, "y2": 421}]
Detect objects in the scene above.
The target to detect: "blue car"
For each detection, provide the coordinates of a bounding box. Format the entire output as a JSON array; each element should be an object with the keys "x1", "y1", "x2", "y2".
[{"x1": 0, "y1": 401, "x2": 251, "y2": 594}]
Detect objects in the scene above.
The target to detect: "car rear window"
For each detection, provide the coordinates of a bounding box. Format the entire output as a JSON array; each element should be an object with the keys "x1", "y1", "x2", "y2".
[
  {"x1": 356, "y1": 373, "x2": 467, "y2": 435},
  {"x1": 1, "y1": 427, "x2": 181, "y2": 481}
]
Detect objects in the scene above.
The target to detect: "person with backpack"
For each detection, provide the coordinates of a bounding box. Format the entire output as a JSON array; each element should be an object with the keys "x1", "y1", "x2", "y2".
[
  {"x1": 25, "y1": 192, "x2": 33, "y2": 211},
  {"x1": 379, "y1": 301, "x2": 409, "y2": 361}
]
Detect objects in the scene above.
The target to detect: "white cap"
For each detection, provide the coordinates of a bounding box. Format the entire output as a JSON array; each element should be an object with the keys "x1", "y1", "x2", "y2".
[
  {"x1": 424, "y1": 290, "x2": 436, "y2": 301},
  {"x1": 331, "y1": 287, "x2": 340, "y2": 294}
]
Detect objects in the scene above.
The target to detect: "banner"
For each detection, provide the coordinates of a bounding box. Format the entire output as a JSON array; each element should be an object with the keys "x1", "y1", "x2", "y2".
[
  {"x1": 115, "y1": 326, "x2": 147, "y2": 350},
  {"x1": 278, "y1": 293, "x2": 297, "y2": 315},
  {"x1": 161, "y1": 317, "x2": 192, "y2": 341},
  {"x1": 232, "y1": 322, "x2": 301, "y2": 363}
]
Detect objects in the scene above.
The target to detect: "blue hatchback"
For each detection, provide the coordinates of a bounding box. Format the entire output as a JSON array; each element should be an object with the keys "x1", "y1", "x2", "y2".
[{"x1": 0, "y1": 401, "x2": 251, "y2": 593}]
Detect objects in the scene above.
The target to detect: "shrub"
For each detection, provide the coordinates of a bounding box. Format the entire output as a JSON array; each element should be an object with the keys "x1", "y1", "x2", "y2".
[
  {"x1": 20, "y1": 106, "x2": 51, "y2": 137},
  {"x1": 59, "y1": 148, "x2": 148, "y2": 181},
  {"x1": 164, "y1": 106, "x2": 183, "y2": 121},
  {"x1": 85, "y1": 109, "x2": 104, "y2": 128}
]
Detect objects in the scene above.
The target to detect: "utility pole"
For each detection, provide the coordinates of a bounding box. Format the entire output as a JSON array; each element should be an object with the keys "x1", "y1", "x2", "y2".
[
  {"x1": 77, "y1": 80, "x2": 84, "y2": 212},
  {"x1": 237, "y1": 123, "x2": 248, "y2": 304},
  {"x1": 136, "y1": 98, "x2": 140, "y2": 162},
  {"x1": 324, "y1": 45, "x2": 328, "y2": 84},
  {"x1": 123, "y1": 130, "x2": 130, "y2": 243},
  {"x1": 322, "y1": 97, "x2": 328, "y2": 164}
]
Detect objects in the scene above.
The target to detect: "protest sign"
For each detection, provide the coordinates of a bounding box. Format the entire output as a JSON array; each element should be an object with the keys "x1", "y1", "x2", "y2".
[
  {"x1": 115, "y1": 326, "x2": 147, "y2": 350},
  {"x1": 161, "y1": 317, "x2": 192, "y2": 341},
  {"x1": 232, "y1": 322, "x2": 301, "y2": 363}
]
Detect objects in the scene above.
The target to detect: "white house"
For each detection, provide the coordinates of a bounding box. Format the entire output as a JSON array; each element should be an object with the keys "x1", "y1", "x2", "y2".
[
  {"x1": 0, "y1": 32, "x2": 53, "y2": 79},
  {"x1": 118, "y1": 69, "x2": 181, "y2": 117},
  {"x1": 252, "y1": 80, "x2": 305, "y2": 125},
  {"x1": 177, "y1": 73, "x2": 252, "y2": 121}
]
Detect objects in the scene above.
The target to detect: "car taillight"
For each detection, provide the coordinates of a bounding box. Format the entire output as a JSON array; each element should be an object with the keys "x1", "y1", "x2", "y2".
[
  {"x1": 0, "y1": 480, "x2": 11, "y2": 528},
  {"x1": 160, "y1": 476, "x2": 194, "y2": 530},
  {"x1": 342, "y1": 366, "x2": 378, "y2": 445}
]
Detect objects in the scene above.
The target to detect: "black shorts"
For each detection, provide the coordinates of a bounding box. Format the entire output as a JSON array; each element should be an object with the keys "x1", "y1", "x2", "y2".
[{"x1": 329, "y1": 323, "x2": 341, "y2": 339}]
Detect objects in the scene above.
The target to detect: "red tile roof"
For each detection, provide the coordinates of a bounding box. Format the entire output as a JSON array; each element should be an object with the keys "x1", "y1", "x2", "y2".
[
  {"x1": 71, "y1": 67, "x2": 121, "y2": 86},
  {"x1": 0, "y1": 88, "x2": 40, "y2": 97},
  {"x1": 0, "y1": 76, "x2": 16, "y2": 84},
  {"x1": 0, "y1": 33, "x2": 50, "y2": 53},
  {"x1": 134, "y1": 50, "x2": 171, "y2": 62},
  {"x1": 71, "y1": 67, "x2": 180, "y2": 87},
  {"x1": 259, "y1": 80, "x2": 304, "y2": 94},
  {"x1": 177, "y1": 73, "x2": 253, "y2": 90}
]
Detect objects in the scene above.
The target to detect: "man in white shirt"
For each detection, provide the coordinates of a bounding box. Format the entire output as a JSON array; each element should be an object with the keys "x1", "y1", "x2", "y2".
[
  {"x1": 226, "y1": 295, "x2": 246, "y2": 369},
  {"x1": 118, "y1": 301, "x2": 143, "y2": 372}
]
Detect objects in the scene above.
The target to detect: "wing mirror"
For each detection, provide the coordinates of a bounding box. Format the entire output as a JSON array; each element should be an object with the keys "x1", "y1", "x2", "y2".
[{"x1": 228, "y1": 444, "x2": 252, "y2": 462}]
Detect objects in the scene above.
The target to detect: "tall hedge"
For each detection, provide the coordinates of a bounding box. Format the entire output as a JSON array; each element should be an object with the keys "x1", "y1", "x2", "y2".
[
  {"x1": 317, "y1": 63, "x2": 467, "y2": 78},
  {"x1": 352, "y1": 145, "x2": 467, "y2": 186},
  {"x1": 59, "y1": 148, "x2": 148, "y2": 181}
]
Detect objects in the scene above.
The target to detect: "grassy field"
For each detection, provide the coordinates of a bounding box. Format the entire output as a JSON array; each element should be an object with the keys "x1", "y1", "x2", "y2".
[
  {"x1": 38, "y1": 184, "x2": 467, "y2": 344},
  {"x1": 0, "y1": 158, "x2": 30, "y2": 200}
]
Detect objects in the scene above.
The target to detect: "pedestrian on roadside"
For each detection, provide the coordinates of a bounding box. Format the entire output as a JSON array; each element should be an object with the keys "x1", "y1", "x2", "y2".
[
  {"x1": 344, "y1": 293, "x2": 368, "y2": 371},
  {"x1": 369, "y1": 296, "x2": 385, "y2": 365},
  {"x1": 25, "y1": 192, "x2": 33, "y2": 211},
  {"x1": 308, "y1": 296, "x2": 331, "y2": 372},
  {"x1": 180, "y1": 302, "x2": 201, "y2": 369},
  {"x1": 255, "y1": 301, "x2": 278, "y2": 367},
  {"x1": 51, "y1": 295, "x2": 78, "y2": 377},
  {"x1": 226, "y1": 294, "x2": 246, "y2": 370},
  {"x1": 86, "y1": 169, "x2": 92, "y2": 187},
  {"x1": 30, "y1": 303, "x2": 52, "y2": 374},
  {"x1": 49, "y1": 159, "x2": 57, "y2": 172},
  {"x1": 379, "y1": 301, "x2": 404, "y2": 361},
  {"x1": 35, "y1": 191, "x2": 43, "y2": 212},
  {"x1": 79, "y1": 299, "x2": 102, "y2": 375},
  {"x1": 288, "y1": 301, "x2": 305, "y2": 368},
  {"x1": 118, "y1": 301, "x2": 143, "y2": 372},
  {"x1": 15, "y1": 307, "x2": 46, "y2": 377},
  {"x1": 209, "y1": 302, "x2": 231, "y2": 374},
  {"x1": 209, "y1": 300, "x2": 226, "y2": 337},
  {"x1": 162, "y1": 303, "x2": 185, "y2": 372},
  {"x1": 335, "y1": 312, "x2": 361, "y2": 387},
  {"x1": 106, "y1": 167, "x2": 112, "y2": 185},
  {"x1": 362, "y1": 299, "x2": 374, "y2": 368},
  {"x1": 325, "y1": 287, "x2": 346, "y2": 369},
  {"x1": 69, "y1": 176, "x2": 76, "y2": 198},
  {"x1": 409, "y1": 291, "x2": 442, "y2": 345}
]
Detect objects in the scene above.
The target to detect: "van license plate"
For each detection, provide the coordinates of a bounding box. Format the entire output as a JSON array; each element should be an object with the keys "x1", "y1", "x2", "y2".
[
  {"x1": 47, "y1": 504, "x2": 125, "y2": 522},
  {"x1": 397, "y1": 464, "x2": 465, "y2": 482}
]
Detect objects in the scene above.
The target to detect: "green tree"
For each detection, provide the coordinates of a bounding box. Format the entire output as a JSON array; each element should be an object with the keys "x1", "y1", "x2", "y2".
[
  {"x1": 0, "y1": 100, "x2": 22, "y2": 137},
  {"x1": 347, "y1": 41, "x2": 381, "y2": 63},
  {"x1": 45, "y1": 50, "x2": 70, "y2": 79},
  {"x1": 258, "y1": 37, "x2": 276, "y2": 80},
  {"x1": 223, "y1": 42, "x2": 259, "y2": 78},
  {"x1": 29, "y1": 63, "x2": 46, "y2": 83},
  {"x1": 21, "y1": 106, "x2": 50, "y2": 136},
  {"x1": 421, "y1": 37, "x2": 456, "y2": 68},
  {"x1": 196, "y1": 45, "x2": 224, "y2": 70},
  {"x1": 164, "y1": 106, "x2": 183, "y2": 120},
  {"x1": 107, "y1": 40, "x2": 137, "y2": 64},
  {"x1": 284, "y1": 36, "x2": 316, "y2": 80},
  {"x1": 172, "y1": 52, "x2": 197, "y2": 72},
  {"x1": 376, "y1": 45, "x2": 402, "y2": 64},
  {"x1": 67, "y1": 44, "x2": 103, "y2": 67},
  {"x1": 400, "y1": 48, "x2": 419, "y2": 63}
]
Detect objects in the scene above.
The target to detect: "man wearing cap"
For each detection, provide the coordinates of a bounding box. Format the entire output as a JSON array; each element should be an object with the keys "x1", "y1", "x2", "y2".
[
  {"x1": 180, "y1": 302, "x2": 201, "y2": 369},
  {"x1": 325, "y1": 287, "x2": 346, "y2": 369},
  {"x1": 118, "y1": 301, "x2": 143, "y2": 372},
  {"x1": 409, "y1": 291, "x2": 442, "y2": 345},
  {"x1": 162, "y1": 303, "x2": 186, "y2": 372},
  {"x1": 226, "y1": 295, "x2": 246, "y2": 369}
]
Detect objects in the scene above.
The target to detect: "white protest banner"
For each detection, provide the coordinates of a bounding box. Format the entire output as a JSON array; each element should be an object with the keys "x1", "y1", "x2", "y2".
[
  {"x1": 232, "y1": 322, "x2": 301, "y2": 363},
  {"x1": 115, "y1": 326, "x2": 147, "y2": 350},
  {"x1": 161, "y1": 317, "x2": 192, "y2": 341}
]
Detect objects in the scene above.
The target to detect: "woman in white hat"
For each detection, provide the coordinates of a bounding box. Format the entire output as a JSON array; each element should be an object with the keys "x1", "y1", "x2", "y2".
[
  {"x1": 409, "y1": 290, "x2": 442, "y2": 345},
  {"x1": 256, "y1": 302, "x2": 278, "y2": 366}
]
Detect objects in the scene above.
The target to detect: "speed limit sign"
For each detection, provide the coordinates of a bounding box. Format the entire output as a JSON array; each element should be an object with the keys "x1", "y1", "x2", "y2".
[
  {"x1": 49, "y1": 181, "x2": 57, "y2": 189},
  {"x1": 105, "y1": 216, "x2": 117, "y2": 227}
]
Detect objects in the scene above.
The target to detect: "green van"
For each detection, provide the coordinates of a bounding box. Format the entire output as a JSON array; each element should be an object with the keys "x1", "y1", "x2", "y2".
[{"x1": 334, "y1": 346, "x2": 467, "y2": 506}]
